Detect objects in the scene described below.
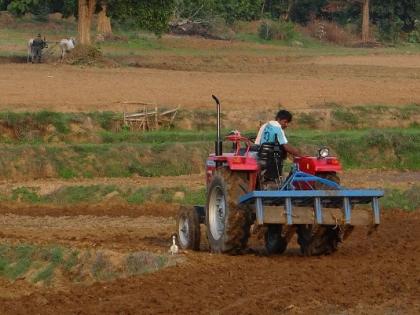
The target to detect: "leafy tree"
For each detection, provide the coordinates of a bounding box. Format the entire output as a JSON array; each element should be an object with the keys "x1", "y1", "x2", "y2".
[
  {"x1": 2, "y1": 0, "x2": 418, "y2": 44},
  {"x1": 33, "y1": 0, "x2": 50, "y2": 21},
  {"x1": 6, "y1": 0, "x2": 38, "y2": 15},
  {"x1": 289, "y1": 0, "x2": 328, "y2": 24},
  {"x1": 214, "y1": 0, "x2": 263, "y2": 24},
  {"x1": 2, "y1": 0, "x2": 75, "y2": 17},
  {"x1": 77, "y1": 0, "x2": 175, "y2": 44},
  {"x1": 49, "y1": 0, "x2": 77, "y2": 17},
  {"x1": 173, "y1": 0, "x2": 263, "y2": 24},
  {"x1": 173, "y1": 0, "x2": 217, "y2": 21},
  {"x1": 0, "y1": 0, "x2": 12, "y2": 10},
  {"x1": 108, "y1": 0, "x2": 175, "y2": 36},
  {"x1": 371, "y1": 0, "x2": 418, "y2": 41}
]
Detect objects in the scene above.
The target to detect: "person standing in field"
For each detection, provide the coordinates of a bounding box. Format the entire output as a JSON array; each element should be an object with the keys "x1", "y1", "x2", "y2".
[{"x1": 31, "y1": 34, "x2": 47, "y2": 63}]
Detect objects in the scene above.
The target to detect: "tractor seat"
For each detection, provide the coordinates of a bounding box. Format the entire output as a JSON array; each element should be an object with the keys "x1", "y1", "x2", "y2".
[
  {"x1": 258, "y1": 142, "x2": 287, "y2": 160},
  {"x1": 257, "y1": 142, "x2": 286, "y2": 182}
]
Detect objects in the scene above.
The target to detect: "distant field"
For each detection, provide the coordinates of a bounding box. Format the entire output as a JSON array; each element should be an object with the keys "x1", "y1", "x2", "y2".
[{"x1": 1, "y1": 18, "x2": 420, "y2": 112}]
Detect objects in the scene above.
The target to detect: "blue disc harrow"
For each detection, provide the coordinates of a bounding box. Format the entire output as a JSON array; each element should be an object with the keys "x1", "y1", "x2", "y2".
[{"x1": 239, "y1": 170, "x2": 384, "y2": 227}]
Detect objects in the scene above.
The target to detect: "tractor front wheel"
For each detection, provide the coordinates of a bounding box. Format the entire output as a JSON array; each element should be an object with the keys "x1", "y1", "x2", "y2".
[
  {"x1": 297, "y1": 225, "x2": 340, "y2": 256},
  {"x1": 264, "y1": 224, "x2": 288, "y2": 255},
  {"x1": 206, "y1": 170, "x2": 251, "y2": 254},
  {"x1": 297, "y1": 172, "x2": 341, "y2": 256}
]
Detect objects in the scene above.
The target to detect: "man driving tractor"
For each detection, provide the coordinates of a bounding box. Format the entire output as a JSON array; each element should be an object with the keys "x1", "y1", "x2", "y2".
[
  {"x1": 255, "y1": 109, "x2": 301, "y2": 156},
  {"x1": 254, "y1": 110, "x2": 302, "y2": 187}
]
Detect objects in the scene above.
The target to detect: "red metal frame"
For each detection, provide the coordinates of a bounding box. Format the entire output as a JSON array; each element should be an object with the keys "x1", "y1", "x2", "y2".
[
  {"x1": 294, "y1": 156, "x2": 342, "y2": 175},
  {"x1": 205, "y1": 132, "x2": 342, "y2": 191}
]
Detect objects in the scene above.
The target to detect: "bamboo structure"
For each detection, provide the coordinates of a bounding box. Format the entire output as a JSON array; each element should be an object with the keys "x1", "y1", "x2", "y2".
[
  {"x1": 118, "y1": 103, "x2": 179, "y2": 131},
  {"x1": 97, "y1": 2, "x2": 112, "y2": 36}
]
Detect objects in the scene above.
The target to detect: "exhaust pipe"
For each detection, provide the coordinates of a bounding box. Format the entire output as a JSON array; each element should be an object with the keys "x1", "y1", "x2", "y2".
[{"x1": 212, "y1": 95, "x2": 223, "y2": 156}]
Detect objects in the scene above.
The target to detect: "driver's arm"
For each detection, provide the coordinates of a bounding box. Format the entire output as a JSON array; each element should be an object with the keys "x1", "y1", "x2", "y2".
[{"x1": 283, "y1": 143, "x2": 301, "y2": 157}]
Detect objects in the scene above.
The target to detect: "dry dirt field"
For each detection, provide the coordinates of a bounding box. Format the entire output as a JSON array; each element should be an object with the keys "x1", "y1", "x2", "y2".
[
  {"x1": 0, "y1": 53, "x2": 419, "y2": 112},
  {"x1": 0, "y1": 50, "x2": 419, "y2": 314}
]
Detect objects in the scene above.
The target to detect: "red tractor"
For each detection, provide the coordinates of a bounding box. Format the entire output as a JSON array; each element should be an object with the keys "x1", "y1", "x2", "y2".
[{"x1": 177, "y1": 96, "x2": 383, "y2": 255}]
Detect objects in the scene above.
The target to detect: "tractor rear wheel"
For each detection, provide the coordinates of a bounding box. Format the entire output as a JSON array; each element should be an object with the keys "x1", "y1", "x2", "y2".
[
  {"x1": 264, "y1": 224, "x2": 288, "y2": 255},
  {"x1": 206, "y1": 170, "x2": 251, "y2": 254},
  {"x1": 177, "y1": 206, "x2": 201, "y2": 251},
  {"x1": 297, "y1": 172, "x2": 341, "y2": 256}
]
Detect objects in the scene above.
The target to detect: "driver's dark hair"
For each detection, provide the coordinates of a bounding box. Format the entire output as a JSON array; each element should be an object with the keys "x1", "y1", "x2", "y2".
[{"x1": 275, "y1": 110, "x2": 292, "y2": 122}]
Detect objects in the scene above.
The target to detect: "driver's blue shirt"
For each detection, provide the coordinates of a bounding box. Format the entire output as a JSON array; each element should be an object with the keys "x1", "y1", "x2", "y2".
[{"x1": 255, "y1": 121, "x2": 287, "y2": 145}]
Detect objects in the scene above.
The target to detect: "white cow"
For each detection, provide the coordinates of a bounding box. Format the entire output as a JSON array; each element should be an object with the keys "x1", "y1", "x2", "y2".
[
  {"x1": 59, "y1": 37, "x2": 76, "y2": 61},
  {"x1": 27, "y1": 38, "x2": 34, "y2": 63}
]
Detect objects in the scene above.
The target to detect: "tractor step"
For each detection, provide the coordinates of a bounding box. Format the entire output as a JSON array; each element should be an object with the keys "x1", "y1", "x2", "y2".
[{"x1": 239, "y1": 189, "x2": 383, "y2": 226}]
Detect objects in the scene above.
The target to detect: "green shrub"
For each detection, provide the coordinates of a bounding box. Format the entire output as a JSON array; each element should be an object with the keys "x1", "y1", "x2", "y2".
[
  {"x1": 366, "y1": 130, "x2": 393, "y2": 147},
  {"x1": 258, "y1": 20, "x2": 297, "y2": 41},
  {"x1": 34, "y1": 111, "x2": 70, "y2": 134},
  {"x1": 377, "y1": 16, "x2": 404, "y2": 43},
  {"x1": 63, "y1": 251, "x2": 79, "y2": 271},
  {"x1": 1, "y1": 244, "x2": 35, "y2": 280},
  {"x1": 91, "y1": 252, "x2": 113, "y2": 280},
  {"x1": 331, "y1": 108, "x2": 359, "y2": 126},
  {"x1": 408, "y1": 30, "x2": 419, "y2": 43},
  {"x1": 382, "y1": 186, "x2": 420, "y2": 211},
  {"x1": 44, "y1": 185, "x2": 102, "y2": 204},
  {"x1": 89, "y1": 111, "x2": 117, "y2": 130},
  {"x1": 125, "y1": 252, "x2": 168, "y2": 275},
  {"x1": 127, "y1": 187, "x2": 153, "y2": 204},
  {"x1": 11, "y1": 187, "x2": 41, "y2": 203},
  {"x1": 208, "y1": 16, "x2": 235, "y2": 40},
  {"x1": 32, "y1": 263, "x2": 55, "y2": 284},
  {"x1": 58, "y1": 168, "x2": 77, "y2": 179},
  {"x1": 296, "y1": 112, "x2": 318, "y2": 128},
  {"x1": 183, "y1": 188, "x2": 206, "y2": 205}
]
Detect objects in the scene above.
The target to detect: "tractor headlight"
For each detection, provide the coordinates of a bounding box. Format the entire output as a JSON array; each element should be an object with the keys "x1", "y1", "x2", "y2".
[{"x1": 318, "y1": 147, "x2": 329, "y2": 158}]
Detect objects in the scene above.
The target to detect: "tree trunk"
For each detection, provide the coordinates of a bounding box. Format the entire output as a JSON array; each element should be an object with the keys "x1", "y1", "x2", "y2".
[
  {"x1": 78, "y1": 0, "x2": 96, "y2": 45},
  {"x1": 97, "y1": 3, "x2": 112, "y2": 35},
  {"x1": 286, "y1": 0, "x2": 294, "y2": 21},
  {"x1": 361, "y1": 0, "x2": 370, "y2": 42}
]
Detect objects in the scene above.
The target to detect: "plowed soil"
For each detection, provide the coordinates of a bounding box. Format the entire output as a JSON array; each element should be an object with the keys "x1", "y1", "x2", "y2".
[
  {"x1": 0, "y1": 210, "x2": 418, "y2": 314},
  {"x1": 0, "y1": 48, "x2": 419, "y2": 314},
  {"x1": 0, "y1": 53, "x2": 419, "y2": 112},
  {"x1": 0, "y1": 172, "x2": 418, "y2": 314}
]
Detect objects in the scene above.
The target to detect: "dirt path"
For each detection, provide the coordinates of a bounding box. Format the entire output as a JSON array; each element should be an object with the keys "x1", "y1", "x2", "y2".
[
  {"x1": 0, "y1": 214, "x2": 174, "y2": 252},
  {"x1": 313, "y1": 54, "x2": 420, "y2": 68},
  {"x1": 0, "y1": 211, "x2": 418, "y2": 314},
  {"x1": 0, "y1": 57, "x2": 419, "y2": 112},
  {"x1": 0, "y1": 174, "x2": 204, "y2": 195},
  {"x1": 0, "y1": 170, "x2": 416, "y2": 196}
]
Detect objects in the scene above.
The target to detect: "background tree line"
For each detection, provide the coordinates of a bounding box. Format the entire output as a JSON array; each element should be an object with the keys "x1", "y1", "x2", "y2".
[{"x1": 0, "y1": 0, "x2": 418, "y2": 43}]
